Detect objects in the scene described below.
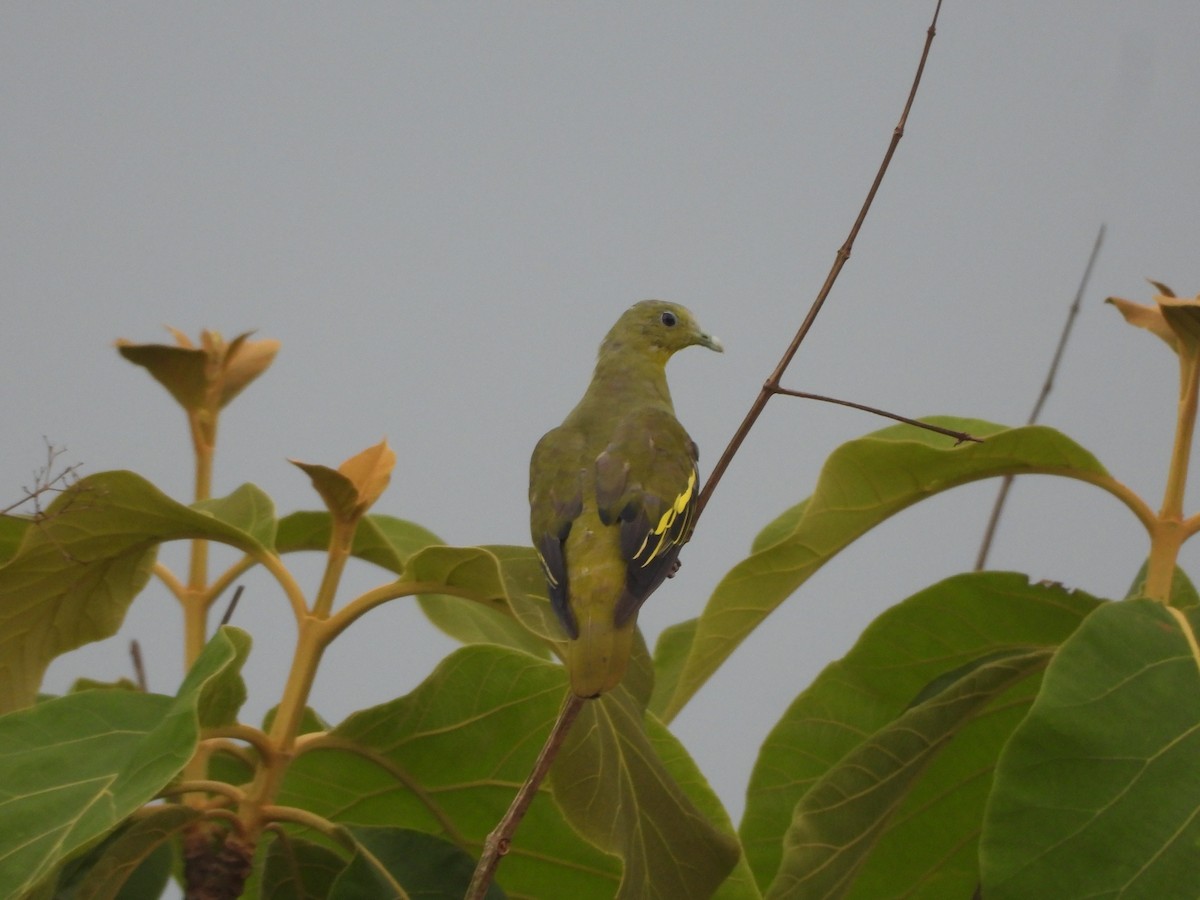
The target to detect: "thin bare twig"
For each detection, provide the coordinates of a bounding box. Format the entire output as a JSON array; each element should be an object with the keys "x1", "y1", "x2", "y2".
[
  {"x1": 130, "y1": 640, "x2": 148, "y2": 692},
  {"x1": 974, "y1": 224, "x2": 1106, "y2": 570},
  {"x1": 219, "y1": 585, "x2": 245, "y2": 627},
  {"x1": 695, "y1": 0, "x2": 944, "y2": 521},
  {"x1": 770, "y1": 387, "x2": 981, "y2": 445},
  {"x1": 1, "y1": 440, "x2": 82, "y2": 519},
  {"x1": 465, "y1": 693, "x2": 586, "y2": 899}
]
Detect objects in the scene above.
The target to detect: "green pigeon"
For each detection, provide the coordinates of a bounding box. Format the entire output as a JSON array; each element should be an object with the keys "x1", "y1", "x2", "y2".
[{"x1": 529, "y1": 300, "x2": 723, "y2": 698}]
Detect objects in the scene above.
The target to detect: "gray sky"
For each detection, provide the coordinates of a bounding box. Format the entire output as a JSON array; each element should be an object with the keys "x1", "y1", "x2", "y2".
[{"x1": 5, "y1": 2, "x2": 1200, "y2": 836}]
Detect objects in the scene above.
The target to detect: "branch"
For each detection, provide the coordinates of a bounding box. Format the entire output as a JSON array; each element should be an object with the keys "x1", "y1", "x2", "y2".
[
  {"x1": 465, "y1": 693, "x2": 586, "y2": 900},
  {"x1": 974, "y1": 224, "x2": 1106, "y2": 570},
  {"x1": 769, "y1": 387, "x2": 981, "y2": 444},
  {"x1": 1, "y1": 440, "x2": 82, "y2": 518},
  {"x1": 695, "y1": 0, "x2": 944, "y2": 521}
]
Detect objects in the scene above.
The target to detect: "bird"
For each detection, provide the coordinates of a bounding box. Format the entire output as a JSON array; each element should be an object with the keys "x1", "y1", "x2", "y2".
[{"x1": 529, "y1": 300, "x2": 723, "y2": 698}]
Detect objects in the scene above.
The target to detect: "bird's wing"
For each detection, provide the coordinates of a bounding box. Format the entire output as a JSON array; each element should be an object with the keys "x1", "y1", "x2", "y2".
[
  {"x1": 593, "y1": 407, "x2": 699, "y2": 626},
  {"x1": 529, "y1": 424, "x2": 586, "y2": 637}
]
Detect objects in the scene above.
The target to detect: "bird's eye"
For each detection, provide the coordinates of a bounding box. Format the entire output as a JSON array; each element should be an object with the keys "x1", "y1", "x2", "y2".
[{"x1": 660, "y1": 311, "x2": 677, "y2": 327}]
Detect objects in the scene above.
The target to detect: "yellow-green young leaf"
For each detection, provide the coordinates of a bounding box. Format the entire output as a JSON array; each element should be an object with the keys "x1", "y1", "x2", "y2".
[
  {"x1": 336, "y1": 440, "x2": 395, "y2": 515},
  {"x1": 767, "y1": 649, "x2": 1051, "y2": 900},
  {"x1": 0, "y1": 628, "x2": 241, "y2": 896},
  {"x1": 330, "y1": 826, "x2": 506, "y2": 899},
  {"x1": 116, "y1": 341, "x2": 209, "y2": 410},
  {"x1": 291, "y1": 441, "x2": 395, "y2": 523},
  {"x1": 218, "y1": 335, "x2": 280, "y2": 407},
  {"x1": 1159, "y1": 295, "x2": 1200, "y2": 350},
  {"x1": 0, "y1": 471, "x2": 268, "y2": 713},
  {"x1": 741, "y1": 573, "x2": 1100, "y2": 896},
  {"x1": 290, "y1": 461, "x2": 361, "y2": 522},
  {"x1": 1106, "y1": 296, "x2": 1177, "y2": 350},
  {"x1": 277, "y1": 645, "x2": 620, "y2": 899},
  {"x1": 550, "y1": 688, "x2": 743, "y2": 900},
  {"x1": 661, "y1": 419, "x2": 1114, "y2": 721},
  {"x1": 981, "y1": 600, "x2": 1200, "y2": 898},
  {"x1": 67, "y1": 805, "x2": 198, "y2": 900}
]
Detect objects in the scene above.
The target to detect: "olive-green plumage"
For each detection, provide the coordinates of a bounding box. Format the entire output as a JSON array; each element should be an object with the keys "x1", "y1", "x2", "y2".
[{"x1": 530, "y1": 300, "x2": 723, "y2": 698}]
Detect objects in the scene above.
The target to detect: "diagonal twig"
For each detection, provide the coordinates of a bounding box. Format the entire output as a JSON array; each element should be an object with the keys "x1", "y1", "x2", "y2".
[
  {"x1": 974, "y1": 223, "x2": 1106, "y2": 570},
  {"x1": 695, "y1": 0, "x2": 945, "y2": 522}
]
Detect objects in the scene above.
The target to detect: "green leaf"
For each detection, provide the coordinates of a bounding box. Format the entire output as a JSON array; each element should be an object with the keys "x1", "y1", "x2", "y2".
[
  {"x1": 279, "y1": 644, "x2": 738, "y2": 899},
  {"x1": 741, "y1": 572, "x2": 1101, "y2": 895},
  {"x1": 196, "y1": 626, "x2": 252, "y2": 728},
  {"x1": 261, "y1": 831, "x2": 347, "y2": 899},
  {"x1": 69, "y1": 805, "x2": 197, "y2": 900},
  {"x1": 0, "y1": 627, "x2": 241, "y2": 895},
  {"x1": 648, "y1": 619, "x2": 697, "y2": 720},
  {"x1": 194, "y1": 483, "x2": 279, "y2": 550},
  {"x1": 330, "y1": 826, "x2": 506, "y2": 899},
  {"x1": 279, "y1": 646, "x2": 618, "y2": 899},
  {"x1": 981, "y1": 600, "x2": 1200, "y2": 898},
  {"x1": 69, "y1": 676, "x2": 141, "y2": 694},
  {"x1": 662, "y1": 419, "x2": 1116, "y2": 720},
  {"x1": 405, "y1": 544, "x2": 562, "y2": 647},
  {"x1": 552, "y1": 689, "x2": 742, "y2": 900},
  {"x1": 276, "y1": 511, "x2": 441, "y2": 575},
  {"x1": 766, "y1": 649, "x2": 1051, "y2": 899},
  {"x1": 0, "y1": 471, "x2": 267, "y2": 712},
  {"x1": 0, "y1": 515, "x2": 31, "y2": 565}
]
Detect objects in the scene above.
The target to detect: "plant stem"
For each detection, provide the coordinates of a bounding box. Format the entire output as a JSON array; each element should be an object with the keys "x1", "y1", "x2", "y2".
[
  {"x1": 465, "y1": 692, "x2": 586, "y2": 900},
  {"x1": 186, "y1": 408, "x2": 216, "y2": 668},
  {"x1": 1146, "y1": 348, "x2": 1200, "y2": 600},
  {"x1": 312, "y1": 518, "x2": 356, "y2": 620}
]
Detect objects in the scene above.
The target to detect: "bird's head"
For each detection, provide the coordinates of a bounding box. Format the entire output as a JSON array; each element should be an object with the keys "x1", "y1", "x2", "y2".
[{"x1": 599, "y1": 299, "x2": 724, "y2": 362}]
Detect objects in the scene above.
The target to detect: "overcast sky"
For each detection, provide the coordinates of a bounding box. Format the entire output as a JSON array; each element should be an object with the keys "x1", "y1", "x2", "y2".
[{"x1": 5, "y1": 2, "x2": 1200, "y2": 835}]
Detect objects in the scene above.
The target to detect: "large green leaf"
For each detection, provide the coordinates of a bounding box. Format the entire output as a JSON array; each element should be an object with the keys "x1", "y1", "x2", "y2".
[
  {"x1": 662, "y1": 420, "x2": 1118, "y2": 721},
  {"x1": 330, "y1": 826, "x2": 506, "y2": 899},
  {"x1": 767, "y1": 649, "x2": 1050, "y2": 899},
  {"x1": 0, "y1": 516, "x2": 30, "y2": 565},
  {"x1": 261, "y1": 831, "x2": 345, "y2": 899},
  {"x1": 0, "y1": 628, "x2": 241, "y2": 895},
  {"x1": 551, "y1": 689, "x2": 745, "y2": 900},
  {"x1": 278, "y1": 646, "x2": 618, "y2": 900},
  {"x1": 981, "y1": 600, "x2": 1200, "y2": 898},
  {"x1": 741, "y1": 572, "x2": 1101, "y2": 895},
  {"x1": 0, "y1": 471, "x2": 267, "y2": 712},
  {"x1": 278, "y1": 644, "x2": 738, "y2": 900},
  {"x1": 68, "y1": 805, "x2": 198, "y2": 900}
]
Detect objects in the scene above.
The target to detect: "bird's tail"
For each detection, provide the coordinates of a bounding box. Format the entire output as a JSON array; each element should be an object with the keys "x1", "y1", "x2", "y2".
[{"x1": 566, "y1": 597, "x2": 637, "y2": 698}]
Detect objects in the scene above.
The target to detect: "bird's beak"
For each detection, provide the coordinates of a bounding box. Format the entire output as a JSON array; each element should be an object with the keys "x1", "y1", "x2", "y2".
[{"x1": 699, "y1": 331, "x2": 724, "y2": 353}]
